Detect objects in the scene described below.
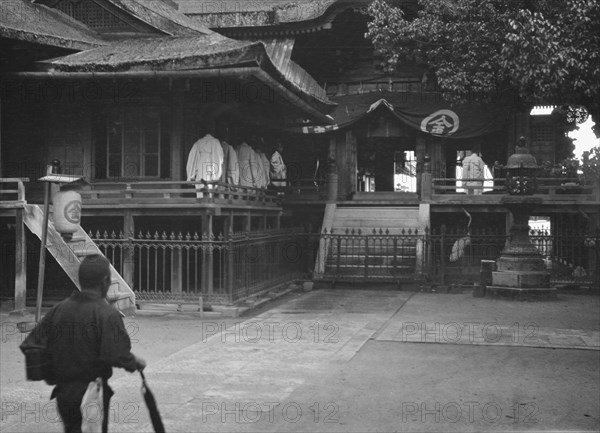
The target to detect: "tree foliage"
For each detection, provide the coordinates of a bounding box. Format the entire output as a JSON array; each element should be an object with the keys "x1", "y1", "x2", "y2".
[
  {"x1": 366, "y1": 0, "x2": 600, "y2": 134},
  {"x1": 581, "y1": 146, "x2": 600, "y2": 183}
]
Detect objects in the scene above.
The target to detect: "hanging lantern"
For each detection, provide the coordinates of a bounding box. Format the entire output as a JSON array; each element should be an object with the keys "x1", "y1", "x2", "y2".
[{"x1": 52, "y1": 188, "x2": 82, "y2": 241}]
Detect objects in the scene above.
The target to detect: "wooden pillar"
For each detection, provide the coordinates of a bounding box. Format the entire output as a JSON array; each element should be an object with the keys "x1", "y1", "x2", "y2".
[
  {"x1": 415, "y1": 135, "x2": 426, "y2": 196},
  {"x1": 260, "y1": 214, "x2": 267, "y2": 230},
  {"x1": 275, "y1": 212, "x2": 281, "y2": 229},
  {"x1": 415, "y1": 203, "x2": 430, "y2": 274},
  {"x1": 11, "y1": 208, "x2": 27, "y2": 315},
  {"x1": 170, "y1": 92, "x2": 185, "y2": 181},
  {"x1": 122, "y1": 211, "x2": 136, "y2": 290},
  {"x1": 335, "y1": 130, "x2": 357, "y2": 198},
  {"x1": 244, "y1": 213, "x2": 251, "y2": 232},
  {"x1": 427, "y1": 138, "x2": 445, "y2": 179}
]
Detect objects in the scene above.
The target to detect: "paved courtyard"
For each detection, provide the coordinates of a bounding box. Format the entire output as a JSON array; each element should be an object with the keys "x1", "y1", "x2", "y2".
[{"x1": 1, "y1": 288, "x2": 599, "y2": 432}]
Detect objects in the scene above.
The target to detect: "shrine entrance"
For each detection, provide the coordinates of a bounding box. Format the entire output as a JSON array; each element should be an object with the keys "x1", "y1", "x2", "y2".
[{"x1": 356, "y1": 138, "x2": 417, "y2": 193}]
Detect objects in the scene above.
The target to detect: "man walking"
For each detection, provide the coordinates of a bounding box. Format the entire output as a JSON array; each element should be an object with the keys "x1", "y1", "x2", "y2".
[{"x1": 20, "y1": 255, "x2": 146, "y2": 433}]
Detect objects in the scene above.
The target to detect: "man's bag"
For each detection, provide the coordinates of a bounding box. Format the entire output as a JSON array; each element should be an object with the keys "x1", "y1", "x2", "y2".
[
  {"x1": 81, "y1": 378, "x2": 104, "y2": 433},
  {"x1": 20, "y1": 325, "x2": 55, "y2": 384}
]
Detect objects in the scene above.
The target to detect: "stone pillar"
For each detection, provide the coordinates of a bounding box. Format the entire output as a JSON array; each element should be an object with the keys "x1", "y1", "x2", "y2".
[{"x1": 489, "y1": 198, "x2": 556, "y2": 299}]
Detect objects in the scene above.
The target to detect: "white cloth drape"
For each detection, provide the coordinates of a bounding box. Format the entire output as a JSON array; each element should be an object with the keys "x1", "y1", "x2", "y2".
[
  {"x1": 462, "y1": 153, "x2": 486, "y2": 195},
  {"x1": 270, "y1": 150, "x2": 286, "y2": 187},
  {"x1": 186, "y1": 134, "x2": 224, "y2": 182}
]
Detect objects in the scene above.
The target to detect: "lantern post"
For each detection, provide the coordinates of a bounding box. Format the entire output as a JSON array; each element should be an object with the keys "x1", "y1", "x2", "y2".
[{"x1": 35, "y1": 160, "x2": 84, "y2": 323}]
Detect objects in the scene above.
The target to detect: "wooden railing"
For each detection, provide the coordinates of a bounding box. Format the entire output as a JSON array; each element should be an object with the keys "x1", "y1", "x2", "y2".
[
  {"x1": 285, "y1": 178, "x2": 327, "y2": 198},
  {"x1": 431, "y1": 177, "x2": 506, "y2": 196},
  {"x1": 0, "y1": 178, "x2": 28, "y2": 208},
  {"x1": 79, "y1": 180, "x2": 280, "y2": 208},
  {"x1": 425, "y1": 175, "x2": 599, "y2": 203}
]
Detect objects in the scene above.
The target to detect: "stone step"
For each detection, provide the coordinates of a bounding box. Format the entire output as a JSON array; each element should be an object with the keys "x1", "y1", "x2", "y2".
[
  {"x1": 326, "y1": 256, "x2": 416, "y2": 266},
  {"x1": 328, "y1": 245, "x2": 417, "y2": 255}
]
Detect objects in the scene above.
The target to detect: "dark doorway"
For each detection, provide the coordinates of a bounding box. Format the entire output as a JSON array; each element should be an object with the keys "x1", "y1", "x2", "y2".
[{"x1": 357, "y1": 138, "x2": 416, "y2": 192}]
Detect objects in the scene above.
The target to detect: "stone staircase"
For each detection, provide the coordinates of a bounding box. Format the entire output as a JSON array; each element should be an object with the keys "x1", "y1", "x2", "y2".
[
  {"x1": 22, "y1": 204, "x2": 136, "y2": 316},
  {"x1": 318, "y1": 206, "x2": 421, "y2": 281}
]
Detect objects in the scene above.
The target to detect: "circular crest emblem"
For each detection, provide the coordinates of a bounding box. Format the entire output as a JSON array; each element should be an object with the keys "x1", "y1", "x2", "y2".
[
  {"x1": 64, "y1": 200, "x2": 82, "y2": 224},
  {"x1": 420, "y1": 110, "x2": 460, "y2": 136}
]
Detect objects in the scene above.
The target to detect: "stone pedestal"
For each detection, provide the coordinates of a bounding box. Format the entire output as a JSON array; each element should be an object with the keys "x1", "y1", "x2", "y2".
[{"x1": 487, "y1": 197, "x2": 556, "y2": 300}]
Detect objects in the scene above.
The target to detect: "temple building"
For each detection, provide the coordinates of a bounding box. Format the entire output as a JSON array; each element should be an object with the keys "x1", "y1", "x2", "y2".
[{"x1": 1, "y1": 0, "x2": 598, "y2": 312}]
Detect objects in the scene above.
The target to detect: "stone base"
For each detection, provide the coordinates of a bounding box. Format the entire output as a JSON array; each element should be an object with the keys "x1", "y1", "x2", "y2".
[
  {"x1": 496, "y1": 255, "x2": 546, "y2": 272},
  {"x1": 491, "y1": 270, "x2": 550, "y2": 288},
  {"x1": 486, "y1": 285, "x2": 557, "y2": 301}
]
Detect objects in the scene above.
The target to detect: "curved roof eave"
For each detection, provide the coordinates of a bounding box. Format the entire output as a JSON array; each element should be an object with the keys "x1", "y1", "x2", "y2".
[
  {"x1": 181, "y1": 0, "x2": 366, "y2": 35},
  {"x1": 26, "y1": 35, "x2": 336, "y2": 121},
  {"x1": 0, "y1": 0, "x2": 107, "y2": 50}
]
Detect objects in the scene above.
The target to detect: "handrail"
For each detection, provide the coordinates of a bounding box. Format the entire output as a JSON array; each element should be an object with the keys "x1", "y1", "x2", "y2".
[
  {"x1": 80, "y1": 179, "x2": 279, "y2": 206},
  {"x1": 0, "y1": 178, "x2": 29, "y2": 204},
  {"x1": 431, "y1": 177, "x2": 596, "y2": 196}
]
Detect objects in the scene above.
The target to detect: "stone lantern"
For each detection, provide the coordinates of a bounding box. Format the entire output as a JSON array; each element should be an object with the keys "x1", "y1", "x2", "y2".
[
  {"x1": 505, "y1": 137, "x2": 539, "y2": 195},
  {"x1": 486, "y1": 139, "x2": 556, "y2": 300}
]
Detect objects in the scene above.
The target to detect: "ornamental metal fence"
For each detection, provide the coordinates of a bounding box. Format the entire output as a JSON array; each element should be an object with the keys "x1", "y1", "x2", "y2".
[
  {"x1": 319, "y1": 228, "x2": 423, "y2": 281},
  {"x1": 318, "y1": 227, "x2": 599, "y2": 288},
  {"x1": 90, "y1": 228, "x2": 315, "y2": 304}
]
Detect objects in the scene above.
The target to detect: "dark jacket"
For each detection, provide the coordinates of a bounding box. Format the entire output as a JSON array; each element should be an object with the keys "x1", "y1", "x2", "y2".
[{"x1": 21, "y1": 290, "x2": 138, "y2": 384}]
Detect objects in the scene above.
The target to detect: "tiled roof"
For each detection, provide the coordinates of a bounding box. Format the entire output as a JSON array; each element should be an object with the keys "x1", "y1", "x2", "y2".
[
  {"x1": 107, "y1": 0, "x2": 214, "y2": 35},
  {"x1": 175, "y1": 0, "x2": 316, "y2": 15},
  {"x1": 175, "y1": 0, "x2": 340, "y2": 28},
  {"x1": 41, "y1": 34, "x2": 254, "y2": 71},
  {"x1": 0, "y1": 0, "x2": 106, "y2": 50}
]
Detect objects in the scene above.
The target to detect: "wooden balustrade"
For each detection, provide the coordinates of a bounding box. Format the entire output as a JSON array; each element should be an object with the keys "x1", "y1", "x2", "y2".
[
  {"x1": 79, "y1": 180, "x2": 280, "y2": 208},
  {"x1": 0, "y1": 178, "x2": 29, "y2": 208},
  {"x1": 426, "y1": 176, "x2": 599, "y2": 204}
]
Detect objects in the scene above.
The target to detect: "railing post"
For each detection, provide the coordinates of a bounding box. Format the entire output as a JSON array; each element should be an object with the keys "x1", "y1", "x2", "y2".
[
  {"x1": 335, "y1": 235, "x2": 342, "y2": 278},
  {"x1": 227, "y1": 232, "x2": 234, "y2": 302},
  {"x1": 122, "y1": 211, "x2": 135, "y2": 290},
  {"x1": 392, "y1": 237, "x2": 398, "y2": 278},
  {"x1": 201, "y1": 213, "x2": 214, "y2": 296},
  {"x1": 364, "y1": 234, "x2": 369, "y2": 278},
  {"x1": 171, "y1": 232, "x2": 182, "y2": 296}
]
